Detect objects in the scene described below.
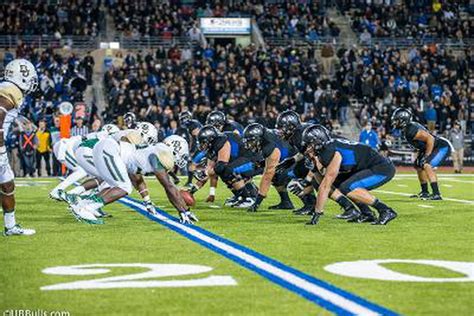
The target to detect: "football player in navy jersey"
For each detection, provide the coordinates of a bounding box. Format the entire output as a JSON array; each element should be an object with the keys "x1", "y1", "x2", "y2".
[
  {"x1": 177, "y1": 111, "x2": 203, "y2": 185},
  {"x1": 275, "y1": 111, "x2": 360, "y2": 220},
  {"x1": 188, "y1": 125, "x2": 259, "y2": 208},
  {"x1": 302, "y1": 125, "x2": 397, "y2": 225},
  {"x1": 391, "y1": 108, "x2": 452, "y2": 200},
  {"x1": 242, "y1": 123, "x2": 297, "y2": 212},
  {"x1": 206, "y1": 110, "x2": 244, "y2": 135}
]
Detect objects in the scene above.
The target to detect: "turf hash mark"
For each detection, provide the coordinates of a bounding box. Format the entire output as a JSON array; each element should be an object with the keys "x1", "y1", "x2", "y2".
[{"x1": 118, "y1": 196, "x2": 398, "y2": 316}]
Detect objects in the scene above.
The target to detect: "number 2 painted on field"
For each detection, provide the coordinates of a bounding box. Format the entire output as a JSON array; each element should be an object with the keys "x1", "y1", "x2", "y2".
[{"x1": 41, "y1": 263, "x2": 237, "y2": 291}]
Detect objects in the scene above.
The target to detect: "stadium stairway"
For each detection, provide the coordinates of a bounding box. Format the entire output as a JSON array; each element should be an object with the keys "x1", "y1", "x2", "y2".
[{"x1": 326, "y1": 8, "x2": 358, "y2": 48}]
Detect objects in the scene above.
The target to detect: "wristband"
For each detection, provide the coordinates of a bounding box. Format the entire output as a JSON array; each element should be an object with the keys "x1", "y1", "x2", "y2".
[
  {"x1": 255, "y1": 194, "x2": 265, "y2": 206},
  {"x1": 209, "y1": 186, "x2": 216, "y2": 196},
  {"x1": 143, "y1": 195, "x2": 151, "y2": 202}
]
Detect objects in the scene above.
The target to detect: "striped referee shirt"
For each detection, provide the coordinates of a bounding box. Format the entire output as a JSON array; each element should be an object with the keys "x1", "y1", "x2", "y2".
[{"x1": 71, "y1": 125, "x2": 89, "y2": 137}]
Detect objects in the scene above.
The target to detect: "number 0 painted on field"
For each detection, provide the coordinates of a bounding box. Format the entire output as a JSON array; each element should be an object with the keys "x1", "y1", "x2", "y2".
[
  {"x1": 41, "y1": 263, "x2": 237, "y2": 291},
  {"x1": 324, "y1": 259, "x2": 474, "y2": 282}
]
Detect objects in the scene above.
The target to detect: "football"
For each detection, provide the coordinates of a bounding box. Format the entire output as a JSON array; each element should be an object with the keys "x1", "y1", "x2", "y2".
[{"x1": 180, "y1": 189, "x2": 195, "y2": 207}]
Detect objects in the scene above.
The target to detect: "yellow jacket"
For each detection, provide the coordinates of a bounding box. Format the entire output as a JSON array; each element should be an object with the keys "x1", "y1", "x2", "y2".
[{"x1": 36, "y1": 130, "x2": 51, "y2": 153}]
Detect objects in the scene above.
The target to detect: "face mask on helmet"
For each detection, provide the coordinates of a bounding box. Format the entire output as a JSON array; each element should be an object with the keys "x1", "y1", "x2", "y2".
[
  {"x1": 4, "y1": 59, "x2": 39, "y2": 95},
  {"x1": 243, "y1": 136, "x2": 261, "y2": 151},
  {"x1": 179, "y1": 112, "x2": 192, "y2": 126},
  {"x1": 136, "y1": 122, "x2": 158, "y2": 145},
  {"x1": 124, "y1": 112, "x2": 136, "y2": 128},
  {"x1": 206, "y1": 112, "x2": 226, "y2": 130},
  {"x1": 101, "y1": 124, "x2": 120, "y2": 135}
]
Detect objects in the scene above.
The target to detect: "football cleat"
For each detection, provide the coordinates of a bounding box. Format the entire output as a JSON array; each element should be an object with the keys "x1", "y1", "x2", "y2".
[
  {"x1": 336, "y1": 208, "x2": 361, "y2": 221},
  {"x1": 49, "y1": 189, "x2": 62, "y2": 201},
  {"x1": 429, "y1": 194, "x2": 443, "y2": 200},
  {"x1": 224, "y1": 195, "x2": 240, "y2": 207},
  {"x1": 4, "y1": 224, "x2": 36, "y2": 236},
  {"x1": 234, "y1": 197, "x2": 256, "y2": 209},
  {"x1": 372, "y1": 209, "x2": 398, "y2": 225},
  {"x1": 306, "y1": 211, "x2": 323, "y2": 225},
  {"x1": 410, "y1": 191, "x2": 430, "y2": 199},
  {"x1": 68, "y1": 204, "x2": 104, "y2": 225},
  {"x1": 348, "y1": 212, "x2": 377, "y2": 223},
  {"x1": 269, "y1": 201, "x2": 294, "y2": 210},
  {"x1": 293, "y1": 204, "x2": 313, "y2": 215}
]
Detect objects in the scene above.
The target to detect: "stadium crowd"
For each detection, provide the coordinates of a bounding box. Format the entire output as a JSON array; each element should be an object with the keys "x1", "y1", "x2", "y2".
[
  {"x1": 103, "y1": 43, "x2": 341, "y2": 134},
  {"x1": 0, "y1": 1, "x2": 101, "y2": 37},
  {"x1": 255, "y1": 2, "x2": 340, "y2": 40},
  {"x1": 347, "y1": 1, "x2": 471, "y2": 40},
  {"x1": 1, "y1": 1, "x2": 472, "y2": 178}
]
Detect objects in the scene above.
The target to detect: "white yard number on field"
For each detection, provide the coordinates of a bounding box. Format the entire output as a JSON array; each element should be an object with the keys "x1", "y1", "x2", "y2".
[
  {"x1": 324, "y1": 259, "x2": 474, "y2": 282},
  {"x1": 41, "y1": 263, "x2": 237, "y2": 291}
]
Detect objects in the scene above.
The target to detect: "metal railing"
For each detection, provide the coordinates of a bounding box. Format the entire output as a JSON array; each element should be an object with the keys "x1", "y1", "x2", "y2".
[
  {"x1": 114, "y1": 35, "x2": 197, "y2": 50},
  {"x1": 0, "y1": 35, "x2": 199, "y2": 50},
  {"x1": 265, "y1": 36, "x2": 336, "y2": 48},
  {"x1": 0, "y1": 35, "x2": 99, "y2": 50},
  {"x1": 359, "y1": 37, "x2": 473, "y2": 49},
  {"x1": 265, "y1": 35, "x2": 473, "y2": 49}
]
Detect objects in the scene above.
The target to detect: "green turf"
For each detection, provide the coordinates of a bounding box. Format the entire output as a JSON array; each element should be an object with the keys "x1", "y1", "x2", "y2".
[{"x1": 1, "y1": 175, "x2": 473, "y2": 315}]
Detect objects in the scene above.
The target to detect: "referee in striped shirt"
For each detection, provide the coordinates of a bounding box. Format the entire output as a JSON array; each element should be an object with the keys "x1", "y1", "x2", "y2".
[{"x1": 71, "y1": 117, "x2": 89, "y2": 137}]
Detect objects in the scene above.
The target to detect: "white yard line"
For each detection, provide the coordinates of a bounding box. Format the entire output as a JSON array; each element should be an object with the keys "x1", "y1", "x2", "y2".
[
  {"x1": 375, "y1": 190, "x2": 474, "y2": 205},
  {"x1": 418, "y1": 204, "x2": 435, "y2": 209}
]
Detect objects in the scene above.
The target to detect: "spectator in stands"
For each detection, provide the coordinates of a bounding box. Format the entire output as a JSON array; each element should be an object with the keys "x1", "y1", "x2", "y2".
[
  {"x1": 449, "y1": 121, "x2": 464, "y2": 173},
  {"x1": 83, "y1": 52, "x2": 95, "y2": 85},
  {"x1": 71, "y1": 117, "x2": 89, "y2": 137},
  {"x1": 19, "y1": 122, "x2": 37, "y2": 178},
  {"x1": 50, "y1": 117, "x2": 62, "y2": 177},
  {"x1": 36, "y1": 120, "x2": 51, "y2": 177},
  {"x1": 359, "y1": 122, "x2": 379, "y2": 149},
  {"x1": 425, "y1": 102, "x2": 438, "y2": 132}
]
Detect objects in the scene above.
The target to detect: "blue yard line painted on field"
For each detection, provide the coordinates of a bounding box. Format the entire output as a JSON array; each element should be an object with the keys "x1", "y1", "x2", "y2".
[{"x1": 117, "y1": 195, "x2": 398, "y2": 316}]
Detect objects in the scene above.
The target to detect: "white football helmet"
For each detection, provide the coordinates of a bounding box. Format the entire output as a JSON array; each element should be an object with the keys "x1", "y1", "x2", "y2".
[
  {"x1": 101, "y1": 123, "x2": 120, "y2": 135},
  {"x1": 4, "y1": 59, "x2": 38, "y2": 94},
  {"x1": 163, "y1": 135, "x2": 190, "y2": 169},
  {"x1": 135, "y1": 122, "x2": 158, "y2": 145}
]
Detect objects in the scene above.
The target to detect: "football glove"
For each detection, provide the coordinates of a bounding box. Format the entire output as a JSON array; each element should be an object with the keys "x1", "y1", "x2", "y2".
[
  {"x1": 306, "y1": 211, "x2": 323, "y2": 225},
  {"x1": 179, "y1": 210, "x2": 199, "y2": 224},
  {"x1": 276, "y1": 157, "x2": 296, "y2": 173},
  {"x1": 184, "y1": 183, "x2": 199, "y2": 194},
  {"x1": 144, "y1": 199, "x2": 157, "y2": 215},
  {"x1": 288, "y1": 179, "x2": 311, "y2": 197},
  {"x1": 0, "y1": 147, "x2": 9, "y2": 168}
]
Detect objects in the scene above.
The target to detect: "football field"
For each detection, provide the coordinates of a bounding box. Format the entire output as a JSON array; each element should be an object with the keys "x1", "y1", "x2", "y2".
[{"x1": 1, "y1": 174, "x2": 473, "y2": 315}]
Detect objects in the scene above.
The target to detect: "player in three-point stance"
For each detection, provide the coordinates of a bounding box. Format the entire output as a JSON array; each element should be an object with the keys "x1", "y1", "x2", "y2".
[{"x1": 301, "y1": 125, "x2": 397, "y2": 226}]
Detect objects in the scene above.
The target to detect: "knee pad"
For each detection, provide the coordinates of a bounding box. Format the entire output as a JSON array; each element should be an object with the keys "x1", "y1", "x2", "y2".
[
  {"x1": 272, "y1": 170, "x2": 291, "y2": 187},
  {"x1": 215, "y1": 161, "x2": 234, "y2": 182}
]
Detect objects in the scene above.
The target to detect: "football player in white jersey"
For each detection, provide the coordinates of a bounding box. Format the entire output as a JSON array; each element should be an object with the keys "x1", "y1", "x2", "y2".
[
  {"x1": 71, "y1": 137, "x2": 198, "y2": 224},
  {"x1": 49, "y1": 124, "x2": 121, "y2": 201},
  {"x1": 0, "y1": 59, "x2": 38, "y2": 236}
]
